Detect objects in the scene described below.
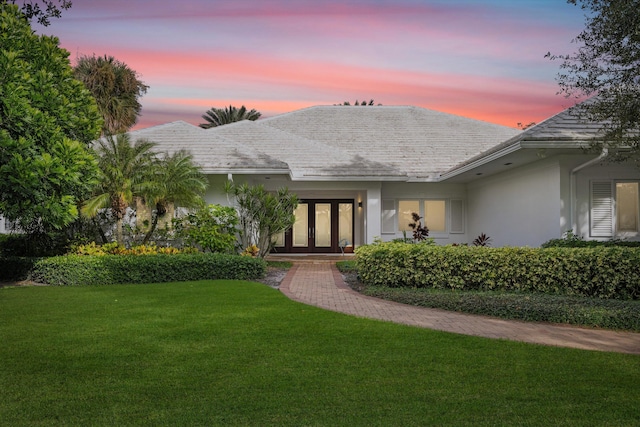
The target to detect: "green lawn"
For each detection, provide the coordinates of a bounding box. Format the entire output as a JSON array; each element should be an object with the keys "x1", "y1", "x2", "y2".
[{"x1": 1, "y1": 281, "x2": 639, "y2": 426}]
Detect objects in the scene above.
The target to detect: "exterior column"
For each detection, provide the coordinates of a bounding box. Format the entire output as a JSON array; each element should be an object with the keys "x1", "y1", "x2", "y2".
[{"x1": 365, "y1": 185, "x2": 382, "y2": 245}]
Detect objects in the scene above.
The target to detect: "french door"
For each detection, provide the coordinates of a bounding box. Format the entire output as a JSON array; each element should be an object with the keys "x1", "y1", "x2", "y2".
[{"x1": 281, "y1": 199, "x2": 353, "y2": 253}]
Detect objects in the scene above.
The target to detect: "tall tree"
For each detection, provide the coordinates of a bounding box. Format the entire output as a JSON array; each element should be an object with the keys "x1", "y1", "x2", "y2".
[
  {"x1": 74, "y1": 54, "x2": 149, "y2": 135},
  {"x1": 140, "y1": 150, "x2": 208, "y2": 243},
  {"x1": 199, "y1": 105, "x2": 261, "y2": 129},
  {"x1": 3, "y1": 0, "x2": 71, "y2": 26},
  {"x1": 0, "y1": 3, "x2": 102, "y2": 235},
  {"x1": 81, "y1": 134, "x2": 156, "y2": 244},
  {"x1": 546, "y1": 0, "x2": 640, "y2": 161}
]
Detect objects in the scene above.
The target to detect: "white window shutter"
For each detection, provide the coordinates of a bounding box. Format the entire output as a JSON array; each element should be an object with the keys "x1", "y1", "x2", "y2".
[
  {"x1": 450, "y1": 199, "x2": 465, "y2": 234},
  {"x1": 590, "y1": 181, "x2": 613, "y2": 237}
]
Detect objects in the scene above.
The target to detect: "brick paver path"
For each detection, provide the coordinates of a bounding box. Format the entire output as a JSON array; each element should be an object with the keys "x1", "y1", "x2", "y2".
[{"x1": 278, "y1": 260, "x2": 640, "y2": 355}]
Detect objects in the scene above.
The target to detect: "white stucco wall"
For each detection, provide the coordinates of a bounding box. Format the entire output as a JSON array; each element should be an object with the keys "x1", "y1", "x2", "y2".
[{"x1": 467, "y1": 159, "x2": 562, "y2": 247}]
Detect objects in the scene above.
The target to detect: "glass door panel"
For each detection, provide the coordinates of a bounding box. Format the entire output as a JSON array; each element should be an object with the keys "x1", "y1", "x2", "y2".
[
  {"x1": 339, "y1": 203, "x2": 353, "y2": 246},
  {"x1": 293, "y1": 203, "x2": 309, "y2": 247},
  {"x1": 315, "y1": 203, "x2": 331, "y2": 247}
]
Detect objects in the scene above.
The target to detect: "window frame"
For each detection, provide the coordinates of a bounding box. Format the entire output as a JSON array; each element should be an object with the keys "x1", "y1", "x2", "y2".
[
  {"x1": 589, "y1": 179, "x2": 640, "y2": 238},
  {"x1": 388, "y1": 198, "x2": 454, "y2": 237},
  {"x1": 615, "y1": 181, "x2": 640, "y2": 236}
]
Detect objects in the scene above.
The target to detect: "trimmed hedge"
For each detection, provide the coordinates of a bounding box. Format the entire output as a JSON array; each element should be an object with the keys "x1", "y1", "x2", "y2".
[
  {"x1": 0, "y1": 257, "x2": 40, "y2": 282},
  {"x1": 360, "y1": 286, "x2": 640, "y2": 331},
  {"x1": 355, "y1": 243, "x2": 640, "y2": 300},
  {"x1": 28, "y1": 253, "x2": 267, "y2": 286}
]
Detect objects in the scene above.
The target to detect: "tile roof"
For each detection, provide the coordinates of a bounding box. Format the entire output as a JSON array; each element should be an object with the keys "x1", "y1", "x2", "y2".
[
  {"x1": 127, "y1": 121, "x2": 289, "y2": 173},
  {"x1": 444, "y1": 101, "x2": 603, "y2": 176},
  {"x1": 127, "y1": 106, "x2": 522, "y2": 181}
]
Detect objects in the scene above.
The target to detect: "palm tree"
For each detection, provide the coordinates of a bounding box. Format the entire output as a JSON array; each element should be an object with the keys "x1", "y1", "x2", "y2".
[
  {"x1": 140, "y1": 150, "x2": 208, "y2": 243},
  {"x1": 74, "y1": 54, "x2": 149, "y2": 135},
  {"x1": 82, "y1": 134, "x2": 156, "y2": 244},
  {"x1": 199, "y1": 105, "x2": 261, "y2": 129},
  {"x1": 335, "y1": 99, "x2": 380, "y2": 106}
]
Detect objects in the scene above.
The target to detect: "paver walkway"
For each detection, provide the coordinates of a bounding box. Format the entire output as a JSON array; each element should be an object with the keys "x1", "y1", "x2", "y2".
[{"x1": 278, "y1": 260, "x2": 640, "y2": 355}]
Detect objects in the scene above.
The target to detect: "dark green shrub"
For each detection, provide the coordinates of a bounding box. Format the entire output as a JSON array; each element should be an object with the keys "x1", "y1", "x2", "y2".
[
  {"x1": 355, "y1": 242, "x2": 640, "y2": 300},
  {"x1": 0, "y1": 257, "x2": 40, "y2": 281},
  {"x1": 542, "y1": 231, "x2": 640, "y2": 248},
  {"x1": 173, "y1": 204, "x2": 239, "y2": 254},
  {"x1": 0, "y1": 233, "x2": 69, "y2": 257},
  {"x1": 361, "y1": 286, "x2": 640, "y2": 331},
  {"x1": 29, "y1": 253, "x2": 266, "y2": 286}
]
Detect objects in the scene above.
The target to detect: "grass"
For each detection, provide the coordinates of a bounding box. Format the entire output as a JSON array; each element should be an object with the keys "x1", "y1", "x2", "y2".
[
  {"x1": 1, "y1": 280, "x2": 639, "y2": 426},
  {"x1": 266, "y1": 260, "x2": 293, "y2": 269}
]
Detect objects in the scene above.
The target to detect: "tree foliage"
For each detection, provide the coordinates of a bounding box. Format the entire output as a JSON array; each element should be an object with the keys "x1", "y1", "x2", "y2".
[
  {"x1": 199, "y1": 105, "x2": 261, "y2": 129},
  {"x1": 4, "y1": 0, "x2": 71, "y2": 26},
  {"x1": 0, "y1": 4, "x2": 102, "y2": 234},
  {"x1": 547, "y1": 0, "x2": 640, "y2": 161},
  {"x1": 224, "y1": 182, "x2": 298, "y2": 257},
  {"x1": 141, "y1": 150, "x2": 208, "y2": 243},
  {"x1": 335, "y1": 99, "x2": 381, "y2": 106},
  {"x1": 81, "y1": 134, "x2": 156, "y2": 244},
  {"x1": 74, "y1": 54, "x2": 149, "y2": 135}
]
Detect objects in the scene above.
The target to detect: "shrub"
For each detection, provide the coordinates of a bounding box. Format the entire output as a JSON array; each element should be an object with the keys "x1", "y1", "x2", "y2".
[
  {"x1": 542, "y1": 231, "x2": 640, "y2": 248},
  {"x1": 0, "y1": 257, "x2": 40, "y2": 281},
  {"x1": 29, "y1": 253, "x2": 266, "y2": 286},
  {"x1": 70, "y1": 242, "x2": 198, "y2": 256},
  {"x1": 173, "y1": 204, "x2": 238, "y2": 254},
  {"x1": 361, "y1": 286, "x2": 640, "y2": 331},
  {"x1": 0, "y1": 232, "x2": 69, "y2": 257},
  {"x1": 355, "y1": 242, "x2": 640, "y2": 300}
]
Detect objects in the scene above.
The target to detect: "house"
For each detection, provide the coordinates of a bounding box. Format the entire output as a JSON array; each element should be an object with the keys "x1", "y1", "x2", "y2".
[
  {"x1": 2, "y1": 103, "x2": 637, "y2": 251},
  {"x1": 124, "y1": 103, "x2": 640, "y2": 252}
]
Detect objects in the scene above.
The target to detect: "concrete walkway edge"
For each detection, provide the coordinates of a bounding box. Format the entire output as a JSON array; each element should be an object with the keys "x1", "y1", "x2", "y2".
[{"x1": 278, "y1": 261, "x2": 640, "y2": 355}]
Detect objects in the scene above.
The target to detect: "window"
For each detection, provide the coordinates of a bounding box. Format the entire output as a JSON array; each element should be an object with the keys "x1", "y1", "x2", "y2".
[
  {"x1": 590, "y1": 181, "x2": 640, "y2": 237},
  {"x1": 396, "y1": 199, "x2": 449, "y2": 233},
  {"x1": 398, "y1": 200, "x2": 420, "y2": 232},
  {"x1": 616, "y1": 182, "x2": 639, "y2": 233},
  {"x1": 423, "y1": 200, "x2": 446, "y2": 232}
]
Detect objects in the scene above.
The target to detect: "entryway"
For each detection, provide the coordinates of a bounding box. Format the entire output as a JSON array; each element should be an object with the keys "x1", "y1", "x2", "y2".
[{"x1": 274, "y1": 199, "x2": 354, "y2": 254}]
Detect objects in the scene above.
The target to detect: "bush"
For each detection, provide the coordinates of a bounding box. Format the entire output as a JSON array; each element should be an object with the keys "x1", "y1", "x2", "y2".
[
  {"x1": 0, "y1": 233, "x2": 69, "y2": 257},
  {"x1": 355, "y1": 242, "x2": 640, "y2": 300},
  {"x1": 542, "y1": 231, "x2": 640, "y2": 248},
  {"x1": 29, "y1": 253, "x2": 266, "y2": 286},
  {"x1": 70, "y1": 242, "x2": 198, "y2": 256},
  {"x1": 361, "y1": 286, "x2": 640, "y2": 331},
  {"x1": 173, "y1": 205, "x2": 238, "y2": 254},
  {"x1": 0, "y1": 257, "x2": 40, "y2": 281}
]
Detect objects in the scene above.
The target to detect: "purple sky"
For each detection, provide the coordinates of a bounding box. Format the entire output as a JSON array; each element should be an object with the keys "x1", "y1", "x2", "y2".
[{"x1": 34, "y1": 0, "x2": 587, "y2": 129}]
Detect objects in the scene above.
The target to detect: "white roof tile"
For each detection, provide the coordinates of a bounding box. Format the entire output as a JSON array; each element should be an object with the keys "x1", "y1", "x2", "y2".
[{"x1": 126, "y1": 107, "x2": 522, "y2": 181}]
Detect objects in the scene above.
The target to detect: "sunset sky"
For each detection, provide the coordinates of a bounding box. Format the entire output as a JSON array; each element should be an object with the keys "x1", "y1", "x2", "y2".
[{"x1": 34, "y1": 0, "x2": 587, "y2": 129}]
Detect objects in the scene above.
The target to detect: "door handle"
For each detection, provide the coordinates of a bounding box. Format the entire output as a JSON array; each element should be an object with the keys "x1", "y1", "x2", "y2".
[{"x1": 309, "y1": 227, "x2": 314, "y2": 239}]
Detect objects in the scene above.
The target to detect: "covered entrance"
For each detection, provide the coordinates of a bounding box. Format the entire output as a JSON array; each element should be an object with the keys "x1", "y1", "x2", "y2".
[{"x1": 275, "y1": 199, "x2": 354, "y2": 253}]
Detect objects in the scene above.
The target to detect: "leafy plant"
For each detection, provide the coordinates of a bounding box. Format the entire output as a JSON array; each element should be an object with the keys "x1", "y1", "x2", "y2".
[
  {"x1": 241, "y1": 244, "x2": 260, "y2": 257},
  {"x1": 225, "y1": 182, "x2": 298, "y2": 258},
  {"x1": 173, "y1": 204, "x2": 238, "y2": 254},
  {"x1": 472, "y1": 233, "x2": 492, "y2": 247},
  {"x1": 408, "y1": 212, "x2": 429, "y2": 242}
]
